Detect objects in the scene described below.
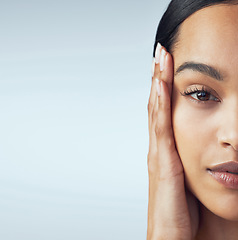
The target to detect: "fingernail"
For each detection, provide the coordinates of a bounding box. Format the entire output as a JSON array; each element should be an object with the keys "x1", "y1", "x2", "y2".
[
  {"x1": 152, "y1": 58, "x2": 155, "y2": 77},
  {"x1": 155, "y1": 78, "x2": 161, "y2": 97},
  {"x1": 160, "y1": 49, "x2": 166, "y2": 72},
  {"x1": 155, "y1": 42, "x2": 161, "y2": 64}
]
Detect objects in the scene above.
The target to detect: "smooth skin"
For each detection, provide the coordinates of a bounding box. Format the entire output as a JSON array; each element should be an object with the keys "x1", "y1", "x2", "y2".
[
  {"x1": 147, "y1": 48, "x2": 199, "y2": 240},
  {"x1": 147, "y1": 4, "x2": 238, "y2": 240}
]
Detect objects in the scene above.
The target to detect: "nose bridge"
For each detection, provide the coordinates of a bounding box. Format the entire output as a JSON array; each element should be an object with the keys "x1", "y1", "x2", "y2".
[{"x1": 218, "y1": 101, "x2": 238, "y2": 151}]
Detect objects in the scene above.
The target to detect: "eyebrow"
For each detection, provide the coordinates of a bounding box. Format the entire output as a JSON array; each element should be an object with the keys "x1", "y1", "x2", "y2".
[{"x1": 175, "y1": 61, "x2": 224, "y2": 81}]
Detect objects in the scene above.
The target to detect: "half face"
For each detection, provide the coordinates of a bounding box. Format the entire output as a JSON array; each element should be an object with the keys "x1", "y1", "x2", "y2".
[{"x1": 172, "y1": 4, "x2": 238, "y2": 220}]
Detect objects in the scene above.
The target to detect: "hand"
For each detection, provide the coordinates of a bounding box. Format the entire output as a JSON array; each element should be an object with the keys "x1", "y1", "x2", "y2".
[{"x1": 147, "y1": 43, "x2": 199, "y2": 240}]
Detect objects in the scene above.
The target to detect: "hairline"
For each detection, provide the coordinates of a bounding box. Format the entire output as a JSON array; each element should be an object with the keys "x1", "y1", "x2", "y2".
[{"x1": 169, "y1": 1, "x2": 238, "y2": 55}]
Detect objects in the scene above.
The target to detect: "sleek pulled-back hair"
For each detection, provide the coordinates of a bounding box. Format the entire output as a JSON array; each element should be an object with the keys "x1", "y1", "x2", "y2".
[{"x1": 154, "y1": 0, "x2": 238, "y2": 56}]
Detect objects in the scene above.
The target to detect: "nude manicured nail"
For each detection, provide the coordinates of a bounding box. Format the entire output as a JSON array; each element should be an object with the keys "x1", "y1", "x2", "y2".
[
  {"x1": 152, "y1": 58, "x2": 156, "y2": 77},
  {"x1": 155, "y1": 42, "x2": 161, "y2": 64},
  {"x1": 160, "y1": 49, "x2": 166, "y2": 72},
  {"x1": 155, "y1": 78, "x2": 161, "y2": 97}
]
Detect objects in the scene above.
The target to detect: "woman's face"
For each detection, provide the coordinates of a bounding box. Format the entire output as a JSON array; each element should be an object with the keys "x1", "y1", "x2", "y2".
[{"x1": 172, "y1": 4, "x2": 238, "y2": 220}]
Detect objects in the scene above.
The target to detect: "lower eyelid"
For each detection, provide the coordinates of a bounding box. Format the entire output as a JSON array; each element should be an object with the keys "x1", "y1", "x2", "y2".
[
  {"x1": 179, "y1": 90, "x2": 220, "y2": 105},
  {"x1": 186, "y1": 95, "x2": 218, "y2": 105},
  {"x1": 177, "y1": 82, "x2": 223, "y2": 106},
  {"x1": 190, "y1": 92, "x2": 218, "y2": 101}
]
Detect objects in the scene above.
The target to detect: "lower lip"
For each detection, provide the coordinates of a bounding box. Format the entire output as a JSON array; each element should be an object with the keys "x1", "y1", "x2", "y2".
[{"x1": 208, "y1": 170, "x2": 238, "y2": 190}]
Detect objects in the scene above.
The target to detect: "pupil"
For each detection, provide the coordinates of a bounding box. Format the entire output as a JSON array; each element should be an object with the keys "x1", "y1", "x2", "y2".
[{"x1": 198, "y1": 91, "x2": 209, "y2": 101}]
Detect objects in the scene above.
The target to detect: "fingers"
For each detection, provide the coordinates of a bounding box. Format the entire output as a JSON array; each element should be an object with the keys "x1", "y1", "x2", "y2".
[
  {"x1": 148, "y1": 74, "x2": 157, "y2": 130},
  {"x1": 148, "y1": 42, "x2": 162, "y2": 132},
  {"x1": 148, "y1": 42, "x2": 179, "y2": 176},
  {"x1": 153, "y1": 43, "x2": 174, "y2": 95},
  {"x1": 148, "y1": 78, "x2": 159, "y2": 157},
  {"x1": 148, "y1": 42, "x2": 174, "y2": 137},
  {"x1": 147, "y1": 45, "x2": 189, "y2": 240},
  {"x1": 153, "y1": 45, "x2": 174, "y2": 149},
  {"x1": 160, "y1": 51, "x2": 174, "y2": 96}
]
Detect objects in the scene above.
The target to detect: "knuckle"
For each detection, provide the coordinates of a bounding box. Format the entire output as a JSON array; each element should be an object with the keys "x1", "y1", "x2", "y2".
[
  {"x1": 166, "y1": 136, "x2": 175, "y2": 151},
  {"x1": 147, "y1": 148, "x2": 156, "y2": 162},
  {"x1": 155, "y1": 122, "x2": 174, "y2": 145},
  {"x1": 160, "y1": 101, "x2": 170, "y2": 112},
  {"x1": 155, "y1": 124, "x2": 165, "y2": 137},
  {"x1": 147, "y1": 151, "x2": 159, "y2": 174},
  {"x1": 147, "y1": 157, "x2": 157, "y2": 174},
  {"x1": 152, "y1": 108, "x2": 158, "y2": 121},
  {"x1": 147, "y1": 152, "x2": 151, "y2": 165},
  {"x1": 147, "y1": 162, "x2": 156, "y2": 174},
  {"x1": 147, "y1": 101, "x2": 153, "y2": 113}
]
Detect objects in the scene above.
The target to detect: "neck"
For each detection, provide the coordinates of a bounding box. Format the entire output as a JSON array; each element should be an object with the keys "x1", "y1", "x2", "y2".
[{"x1": 195, "y1": 202, "x2": 238, "y2": 240}]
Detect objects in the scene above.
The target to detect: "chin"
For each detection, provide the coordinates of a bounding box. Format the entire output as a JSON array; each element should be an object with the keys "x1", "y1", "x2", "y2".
[
  {"x1": 212, "y1": 202, "x2": 238, "y2": 221},
  {"x1": 214, "y1": 209, "x2": 238, "y2": 221},
  {"x1": 198, "y1": 192, "x2": 238, "y2": 221}
]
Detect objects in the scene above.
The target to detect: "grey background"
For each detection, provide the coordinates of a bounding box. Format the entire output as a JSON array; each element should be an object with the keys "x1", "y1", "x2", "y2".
[{"x1": 0, "y1": 0, "x2": 170, "y2": 239}]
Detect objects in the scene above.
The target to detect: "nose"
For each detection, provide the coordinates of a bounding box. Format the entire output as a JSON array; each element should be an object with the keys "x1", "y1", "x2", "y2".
[{"x1": 217, "y1": 106, "x2": 238, "y2": 152}]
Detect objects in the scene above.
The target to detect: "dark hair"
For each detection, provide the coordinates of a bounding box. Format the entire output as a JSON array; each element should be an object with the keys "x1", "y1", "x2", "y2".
[{"x1": 153, "y1": 0, "x2": 238, "y2": 56}]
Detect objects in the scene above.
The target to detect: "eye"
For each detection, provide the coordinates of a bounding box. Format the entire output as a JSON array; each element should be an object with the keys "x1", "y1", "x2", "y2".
[
  {"x1": 180, "y1": 86, "x2": 220, "y2": 103},
  {"x1": 190, "y1": 90, "x2": 217, "y2": 102}
]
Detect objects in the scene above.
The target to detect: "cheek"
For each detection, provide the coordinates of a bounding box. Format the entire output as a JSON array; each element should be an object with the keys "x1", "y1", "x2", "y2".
[
  {"x1": 172, "y1": 104, "x2": 203, "y2": 196},
  {"x1": 172, "y1": 104, "x2": 201, "y2": 168},
  {"x1": 171, "y1": 99, "x2": 216, "y2": 188}
]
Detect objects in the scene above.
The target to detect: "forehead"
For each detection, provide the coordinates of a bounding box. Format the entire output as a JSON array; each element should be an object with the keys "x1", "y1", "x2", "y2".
[{"x1": 173, "y1": 4, "x2": 238, "y2": 79}]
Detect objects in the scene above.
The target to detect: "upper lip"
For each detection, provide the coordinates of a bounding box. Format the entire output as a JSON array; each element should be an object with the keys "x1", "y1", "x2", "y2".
[{"x1": 208, "y1": 161, "x2": 238, "y2": 173}]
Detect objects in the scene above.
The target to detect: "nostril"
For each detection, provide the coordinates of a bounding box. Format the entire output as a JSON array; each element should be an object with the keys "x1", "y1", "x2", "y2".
[
  {"x1": 221, "y1": 142, "x2": 231, "y2": 148},
  {"x1": 219, "y1": 134, "x2": 238, "y2": 152},
  {"x1": 222, "y1": 142, "x2": 238, "y2": 152},
  {"x1": 223, "y1": 143, "x2": 230, "y2": 147}
]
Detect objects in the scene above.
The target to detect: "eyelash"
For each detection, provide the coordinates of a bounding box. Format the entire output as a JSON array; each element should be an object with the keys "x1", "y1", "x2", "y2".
[{"x1": 180, "y1": 85, "x2": 220, "y2": 104}]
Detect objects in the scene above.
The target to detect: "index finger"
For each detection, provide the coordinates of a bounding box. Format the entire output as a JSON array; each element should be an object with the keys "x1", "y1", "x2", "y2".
[
  {"x1": 153, "y1": 43, "x2": 174, "y2": 96},
  {"x1": 160, "y1": 51, "x2": 174, "y2": 96}
]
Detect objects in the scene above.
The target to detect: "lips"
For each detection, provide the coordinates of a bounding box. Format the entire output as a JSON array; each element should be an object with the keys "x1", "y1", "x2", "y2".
[
  {"x1": 207, "y1": 161, "x2": 238, "y2": 189},
  {"x1": 208, "y1": 161, "x2": 238, "y2": 173}
]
